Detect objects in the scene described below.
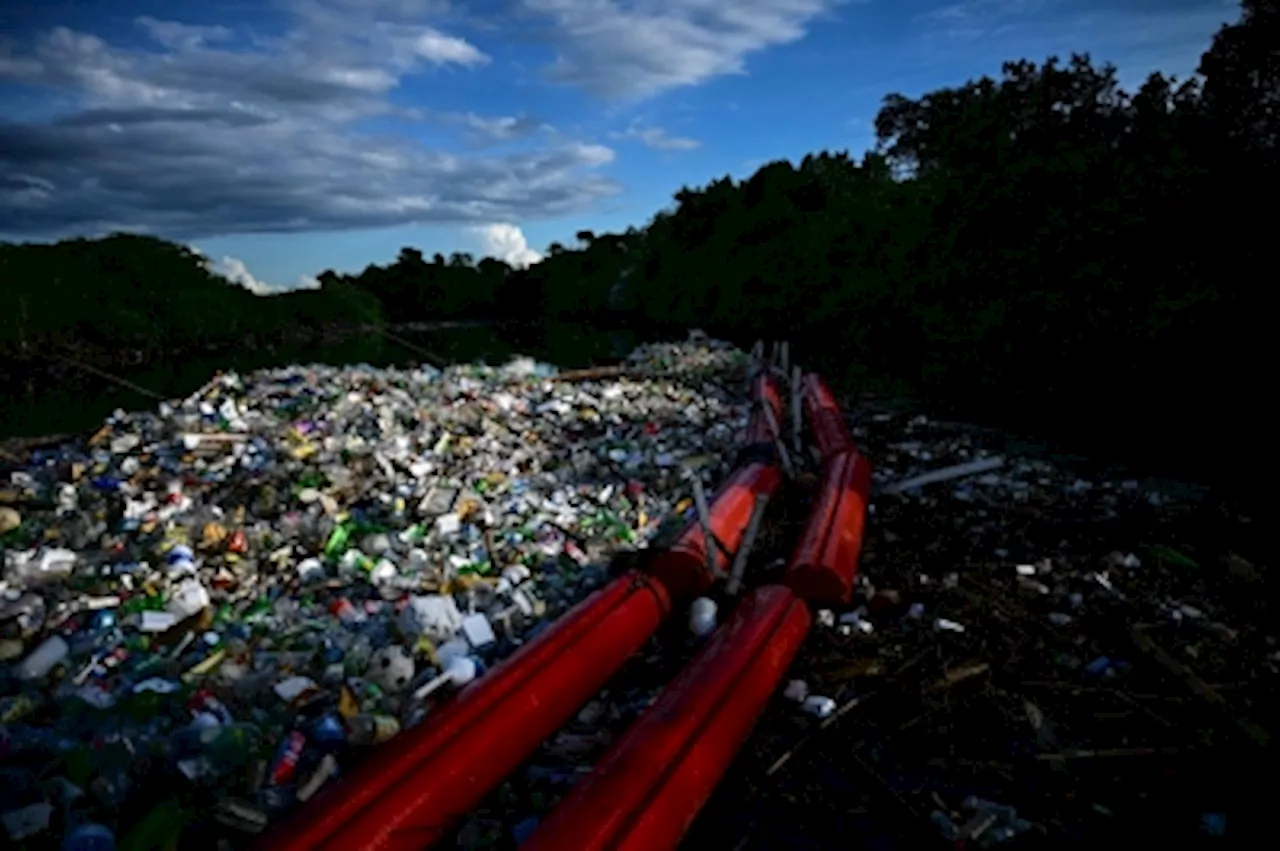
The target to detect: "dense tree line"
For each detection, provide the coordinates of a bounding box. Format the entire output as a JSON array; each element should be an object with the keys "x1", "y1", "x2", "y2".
[
  {"x1": 2, "y1": 1, "x2": 1272, "y2": 489},
  {"x1": 318, "y1": 248, "x2": 541, "y2": 322},
  {"x1": 1, "y1": 235, "x2": 383, "y2": 364}
]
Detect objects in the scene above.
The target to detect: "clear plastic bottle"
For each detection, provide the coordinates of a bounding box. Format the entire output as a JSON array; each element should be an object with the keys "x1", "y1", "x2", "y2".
[{"x1": 63, "y1": 822, "x2": 116, "y2": 851}]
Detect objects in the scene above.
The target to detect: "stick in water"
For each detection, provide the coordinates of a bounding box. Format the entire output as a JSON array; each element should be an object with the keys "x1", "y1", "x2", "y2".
[
  {"x1": 689, "y1": 473, "x2": 721, "y2": 577},
  {"x1": 370, "y1": 326, "x2": 448, "y2": 368},
  {"x1": 727, "y1": 492, "x2": 770, "y2": 596},
  {"x1": 882, "y1": 456, "x2": 1005, "y2": 494},
  {"x1": 56, "y1": 355, "x2": 165, "y2": 401},
  {"x1": 182, "y1": 372, "x2": 225, "y2": 409},
  {"x1": 760, "y1": 400, "x2": 795, "y2": 478},
  {"x1": 790, "y1": 364, "x2": 803, "y2": 457}
]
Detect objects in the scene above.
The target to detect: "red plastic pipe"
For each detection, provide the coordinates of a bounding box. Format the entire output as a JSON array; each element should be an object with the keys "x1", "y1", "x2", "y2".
[
  {"x1": 801, "y1": 373, "x2": 853, "y2": 459},
  {"x1": 615, "y1": 594, "x2": 810, "y2": 850},
  {"x1": 647, "y1": 461, "x2": 783, "y2": 599},
  {"x1": 743, "y1": 407, "x2": 773, "y2": 447},
  {"x1": 256, "y1": 572, "x2": 669, "y2": 851},
  {"x1": 751, "y1": 370, "x2": 782, "y2": 409},
  {"x1": 783, "y1": 449, "x2": 872, "y2": 605},
  {"x1": 521, "y1": 585, "x2": 812, "y2": 851},
  {"x1": 743, "y1": 372, "x2": 784, "y2": 446}
]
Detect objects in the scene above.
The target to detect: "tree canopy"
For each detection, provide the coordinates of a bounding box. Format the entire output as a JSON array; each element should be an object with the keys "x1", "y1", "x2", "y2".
[{"x1": 2, "y1": 234, "x2": 384, "y2": 362}]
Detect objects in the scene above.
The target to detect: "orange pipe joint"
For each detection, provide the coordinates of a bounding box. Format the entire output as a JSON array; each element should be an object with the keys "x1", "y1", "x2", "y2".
[
  {"x1": 521, "y1": 585, "x2": 812, "y2": 851},
  {"x1": 784, "y1": 449, "x2": 872, "y2": 605},
  {"x1": 256, "y1": 572, "x2": 671, "y2": 851},
  {"x1": 742, "y1": 408, "x2": 773, "y2": 448},
  {"x1": 800, "y1": 372, "x2": 853, "y2": 459},
  {"x1": 743, "y1": 371, "x2": 784, "y2": 446},
  {"x1": 646, "y1": 461, "x2": 783, "y2": 599},
  {"x1": 750, "y1": 371, "x2": 783, "y2": 411}
]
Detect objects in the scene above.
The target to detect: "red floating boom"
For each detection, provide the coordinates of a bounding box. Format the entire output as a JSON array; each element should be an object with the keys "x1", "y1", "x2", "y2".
[
  {"x1": 800, "y1": 373, "x2": 853, "y2": 459},
  {"x1": 783, "y1": 449, "x2": 872, "y2": 605},
  {"x1": 646, "y1": 461, "x2": 783, "y2": 599},
  {"x1": 256, "y1": 572, "x2": 670, "y2": 851},
  {"x1": 521, "y1": 585, "x2": 812, "y2": 851}
]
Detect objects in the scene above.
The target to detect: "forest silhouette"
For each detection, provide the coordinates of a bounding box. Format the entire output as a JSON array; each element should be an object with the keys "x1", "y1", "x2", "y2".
[{"x1": 3, "y1": 1, "x2": 1273, "y2": 497}]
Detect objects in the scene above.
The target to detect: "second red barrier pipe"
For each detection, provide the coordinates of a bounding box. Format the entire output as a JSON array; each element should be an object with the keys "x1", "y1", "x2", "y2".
[
  {"x1": 521, "y1": 585, "x2": 812, "y2": 851},
  {"x1": 801, "y1": 373, "x2": 853, "y2": 459},
  {"x1": 783, "y1": 449, "x2": 872, "y2": 605},
  {"x1": 611, "y1": 593, "x2": 811, "y2": 850}
]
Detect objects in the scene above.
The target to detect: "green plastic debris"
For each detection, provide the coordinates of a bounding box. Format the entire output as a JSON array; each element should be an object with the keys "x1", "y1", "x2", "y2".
[
  {"x1": 1149, "y1": 545, "x2": 1199, "y2": 570},
  {"x1": 324, "y1": 522, "x2": 353, "y2": 559},
  {"x1": 119, "y1": 798, "x2": 190, "y2": 851}
]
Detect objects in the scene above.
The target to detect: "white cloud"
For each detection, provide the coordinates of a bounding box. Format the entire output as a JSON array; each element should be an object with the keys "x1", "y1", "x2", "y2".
[
  {"x1": 520, "y1": 0, "x2": 841, "y2": 99},
  {"x1": 209, "y1": 254, "x2": 272, "y2": 294},
  {"x1": 412, "y1": 28, "x2": 489, "y2": 66},
  {"x1": 568, "y1": 142, "x2": 617, "y2": 166},
  {"x1": 612, "y1": 121, "x2": 700, "y2": 150},
  {"x1": 0, "y1": 1, "x2": 617, "y2": 238},
  {"x1": 476, "y1": 223, "x2": 544, "y2": 268},
  {"x1": 207, "y1": 254, "x2": 320, "y2": 294}
]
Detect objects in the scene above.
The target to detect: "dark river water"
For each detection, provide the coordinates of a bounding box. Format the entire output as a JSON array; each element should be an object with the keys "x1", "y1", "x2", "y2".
[
  {"x1": 2, "y1": 321, "x2": 1258, "y2": 518},
  {"x1": 1, "y1": 322, "x2": 647, "y2": 440}
]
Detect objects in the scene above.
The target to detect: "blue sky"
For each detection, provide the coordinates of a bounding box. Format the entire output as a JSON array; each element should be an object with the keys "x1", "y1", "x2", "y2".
[{"x1": 1, "y1": 0, "x2": 1238, "y2": 291}]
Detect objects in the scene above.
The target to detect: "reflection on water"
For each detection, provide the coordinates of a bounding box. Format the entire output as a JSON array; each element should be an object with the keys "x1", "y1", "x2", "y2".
[{"x1": 2, "y1": 322, "x2": 648, "y2": 439}]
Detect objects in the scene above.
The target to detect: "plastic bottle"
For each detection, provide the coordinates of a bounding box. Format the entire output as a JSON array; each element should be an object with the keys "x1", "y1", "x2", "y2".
[
  {"x1": 268, "y1": 731, "x2": 307, "y2": 786},
  {"x1": 18, "y1": 634, "x2": 70, "y2": 680},
  {"x1": 63, "y1": 823, "x2": 116, "y2": 851},
  {"x1": 802, "y1": 695, "x2": 837, "y2": 718},
  {"x1": 689, "y1": 597, "x2": 717, "y2": 638},
  {"x1": 346, "y1": 714, "x2": 401, "y2": 745}
]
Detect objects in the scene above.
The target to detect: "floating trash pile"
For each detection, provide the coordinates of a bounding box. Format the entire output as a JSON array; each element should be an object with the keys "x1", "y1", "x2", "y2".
[
  {"x1": 685, "y1": 408, "x2": 1272, "y2": 849},
  {"x1": 0, "y1": 336, "x2": 751, "y2": 848}
]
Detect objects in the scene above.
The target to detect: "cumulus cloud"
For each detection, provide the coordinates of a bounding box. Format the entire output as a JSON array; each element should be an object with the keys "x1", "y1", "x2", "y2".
[
  {"x1": 206, "y1": 254, "x2": 321, "y2": 294},
  {"x1": 208, "y1": 255, "x2": 272, "y2": 294},
  {"x1": 612, "y1": 121, "x2": 699, "y2": 150},
  {"x1": 521, "y1": 0, "x2": 840, "y2": 99},
  {"x1": 411, "y1": 28, "x2": 490, "y2": 66},
  {"x1": 0, "y1": 1, "x2": 618, "y2": 238},
  {"x1": 476, "y1": 223, "x2": 544, "y2": 268}
]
